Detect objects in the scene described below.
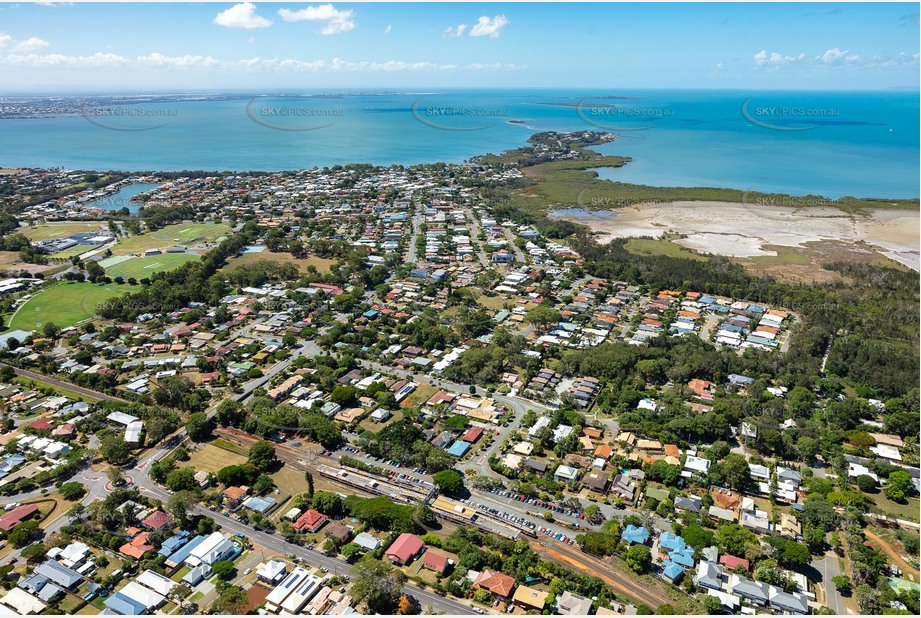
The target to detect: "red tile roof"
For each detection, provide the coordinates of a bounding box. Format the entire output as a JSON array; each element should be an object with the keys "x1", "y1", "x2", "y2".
[
  {"x1": 423, "y1": 551, "x2": 449, "y2": 573},
  {"x1": 28, "y1": 418, "x2": 54, "y2": 432},
  {"x1": 0, "y1": 504, "x2": 39, "y2": 531},
  {"x1": 719, "y1": 554, "x2": 750, "y2": 571},
  {"x1": 473, "y1": 569, "x2": 516, "y2": 597},
  {"x1": 141, "y1": 510, "x2": 172, "y2": 531},
  {"x1": 386, "y1": 533, "x2": 424, "y2": 564},
  {"x1": 293, "y1": 509, "x2": 328, "y2": 533},
  {"x1": 120, "y1": 531, "x2": 153, "y2": 559}
]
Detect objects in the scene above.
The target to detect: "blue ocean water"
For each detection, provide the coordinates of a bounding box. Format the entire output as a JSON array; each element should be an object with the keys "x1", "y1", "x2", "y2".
[{"x1": 1, "y1": 89, "x2": 917, "y2": 198}]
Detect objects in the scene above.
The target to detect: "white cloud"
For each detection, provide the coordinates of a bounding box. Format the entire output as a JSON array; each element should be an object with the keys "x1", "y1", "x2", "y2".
[
  {"x1": 753, "y1": 50, "x2": 805, "y2": 67},
  {"x1": 444, "y1": 25, "x2": 468, "y2": 39},
  {"x1": 214, "y1": 2, "x2": 273, "y2": 30},
  {"x1": 1, "y1": 51, "x2": 128, "y2": 68},
  {"x1": 277, "y1": 4, "x2": 355, "y2": 35},
  {"x1": 464, "y1": 62, "x2": 523, "y2": 70},
  {"x1": 442, "y1": 24, "x2": 467, "y2": 39},
  {"x1": 815, "y1": 47, "x2": 861, "y2": 65},
  {"x1": 137, "y1": 53, "x2": 221, "y2": 69},
  {"x1": 0, "y1": 33, "x2": 50, "y2": 52},
  {"x1": 34, "y1": 2, "x2": 74, "y2": 7},
  {"x1": 751, "y1": 47, "x2": 918, "y2": 71},
  {"x1": 469, "y1": 15, "x2": 509, "y2": 39},
  {"x1": 384, "y1": 25, "x2": 391, "y2": 35}
]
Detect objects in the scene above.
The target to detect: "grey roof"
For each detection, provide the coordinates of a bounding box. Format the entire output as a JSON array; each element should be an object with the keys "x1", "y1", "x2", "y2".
[
  {"x1": 771, "y1": 590, "x2": 809, "y2": 614},
  {"x1": 694, "y1": 560, "x2": 723, "y2": 590},
  {"x1": 34, "y1": 560, "x2": 82, "y2": 589},
  {"x1": 732, "y1": 578, "x2": 769, "y2": 602}
]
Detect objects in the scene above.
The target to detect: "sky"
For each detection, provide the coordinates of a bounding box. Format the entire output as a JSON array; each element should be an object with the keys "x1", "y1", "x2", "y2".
[{"x1": 0, "y1": 2, "x2": 918, "y2": 92}]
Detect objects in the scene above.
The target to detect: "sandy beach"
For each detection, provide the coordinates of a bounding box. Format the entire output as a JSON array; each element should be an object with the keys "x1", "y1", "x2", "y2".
[{"x1": 550, "y1": 201, "x2": 920, "y2": 271}]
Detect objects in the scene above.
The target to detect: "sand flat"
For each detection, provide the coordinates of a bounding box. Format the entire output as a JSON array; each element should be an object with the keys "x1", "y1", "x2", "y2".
[{"x1": 551, "y1": 201, "x2": 920, "y2": 270}]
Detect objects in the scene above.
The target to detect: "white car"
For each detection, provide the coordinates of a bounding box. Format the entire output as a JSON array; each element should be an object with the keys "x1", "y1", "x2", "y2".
[{"x1": 243, "y1": 568, "x2": 252, "y2": 575}]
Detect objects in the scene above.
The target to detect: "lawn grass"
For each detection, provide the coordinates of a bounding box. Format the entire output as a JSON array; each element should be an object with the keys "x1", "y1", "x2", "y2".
[
  {"x1": 871, "y1": 494, "x2": 920, "y2": 522},
  {"x1": 624, "y1": 238, "x2": 708, "y2": 261},
  {"x1": 4, "y1": 282, "x2": 139, "y2": 332},
  {"x1": 104, "y1": 253, "x2": 199, "y2": 279},
  {"x1": 222, "y1": 251, "x2": 337, "y2": 274},
  {"x1": 112, "y1": 222, "x2": 229, "y2": 255},
  {"x1": 20, "y1": 222, "x2": 109, "y2": 242},
  {"x1": 180, "y1": 442, "x2": 248, "y2": 474}
]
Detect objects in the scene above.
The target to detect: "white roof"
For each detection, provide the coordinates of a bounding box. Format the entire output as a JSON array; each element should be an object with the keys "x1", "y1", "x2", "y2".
[
  {"x1": 266, "y1": 567, "x2": 311, "y2": 607},
  {"x1": 136, "y1": 569, "x2": 177, "y2": 596},
  {"x1": 353, "y1": 532, "x2": 381, "y2": 551},
  {"x1": 257, "y1": 560, "x2": 287, "y2": 580},
  {"x1": 120, "y1": 580, "x2": 165, "y2": 610},
  {"x1": 106, "y1": 411, "x2": 139, "y2": 426},
  {"x1": 1, "y1": 587, "x2": 47, "y2": 614}
]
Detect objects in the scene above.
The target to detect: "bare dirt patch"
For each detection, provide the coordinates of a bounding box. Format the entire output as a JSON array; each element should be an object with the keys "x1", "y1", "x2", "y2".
[{"x1": 553, "y1": 201, "x2": 920, "y2": 271}]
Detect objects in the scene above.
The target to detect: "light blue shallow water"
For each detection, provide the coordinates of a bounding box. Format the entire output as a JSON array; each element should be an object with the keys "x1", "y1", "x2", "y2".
[
  {"x1": 86, "y1": 182, "x2": 160, "y2": 213},
  {"x1": 1, "y1": 89, "x2": 917, "y2": 198}
]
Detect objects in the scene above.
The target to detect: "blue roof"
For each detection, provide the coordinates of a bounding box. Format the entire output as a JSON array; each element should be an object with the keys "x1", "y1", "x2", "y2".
[
  {"x1": 728, "y1": 374, "x2": 754, "y2": 386},
  {"x1": 105, "y1": 592, "x2": 147, "y2": 615},
  {"x1": 747, "y1": 304, "x2": 765, "y2": 313},
  {"x1": 446, "y1": 441, "x2": 470, "y2": 457},
  {"x1": 243, "y1": 495, "x2": 276, "y2": 513},
  {"x1": 719, "y1": 324, "x2": 743, "y2": 333},
  {"x1": 166, "y1": 534, "x2": 207, "y2": 564},
  {"x1": 158, "y1": 531, "x2": 190, "y2": 556},
  {"x1": 658, "y1": 532, "x2": 687, "y2": 553},
  {"x1": 662, "y1": 560, "x2": 685, "y2": 581},
  {"x1": 698, "y1": 296, "x2": 716, "y2": 305},
  {"x1": 363, "y1": 310, "x2": 379, "y2": 318},
  {"x1": 746, "y1": 335, "x2": 777, "y2": 346},
  {"x1": 621, "y1": 525, "x2": 649, "y2": 545},
  {"x1": 671, "y1": 547, "x2": 696, "y2": 568}
]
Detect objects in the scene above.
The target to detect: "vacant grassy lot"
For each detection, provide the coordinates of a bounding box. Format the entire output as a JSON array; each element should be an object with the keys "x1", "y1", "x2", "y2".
[
  {"x1": 870, "y1": 494, "x2": 920, "y2": 522},
  {"x1": 222, "y1": 251, "x2": 337, "y2": 274},
  {"x1": 0, "y1": 251, "x2": 55, "y2": 274},
  {"x1": 105, "y1": 252, "x2": 199, "y2": 279},
  {"x1": 20, "y1": 222, "x2": 109, "y2": 242},
  {"x1": 5, "y1": 282, "x2": 139, "y2": 332},
  {"x1": 113, "y1": 222, "x2": 229, "y2": 255},
  {"x1": 180, "y1": 442, "x2": 248, "y2": 474}
]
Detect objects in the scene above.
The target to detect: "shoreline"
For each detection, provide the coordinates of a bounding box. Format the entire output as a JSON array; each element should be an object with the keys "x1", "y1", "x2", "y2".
[{"x1": 549, "y1": 201, "x2": 921, "y2": 272}]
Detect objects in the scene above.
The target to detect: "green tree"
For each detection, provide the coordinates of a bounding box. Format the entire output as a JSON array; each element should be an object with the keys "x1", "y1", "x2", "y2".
[
  {"x1": 701, "y1": 595, "x2": 723, "y2": 614},
  {"x1": 58, "y1": 481, "x2": 86, "y2": 501},
  {"x1": 884, "y1": 470, "x2": 913, "y2": 502},
  {"x1": 166, "y1": 467, "x2": 198, "y2": 492},
  {"x1": 100, "y1": 435, "x2": 132, "y2": 465},
  {"x1": 780, "y1": 541, "x2": 812, "y2": 569},
  {"x1": 719, "y1": 453, "x2": 752, "y2": 491},
  {"x1": 432, "y1": 469, "x2": 464, "y2": 495},
  {"x1": 716, "y1": 524, "x2": 756, "y2": 557},
  {"x1": 20, "y1": 542, "x2": 47, "y2": 564},
  {"x1": 832, "y1": 575, "x2": 852, "y2": 596},
  {"x1": 247, "y1": 441, "x2": 277, "y2": 471},
  {"x1": 625, "y1": 544, "x2": 651, "y2": 574},
  {"x1": 213, "y1": 585, "x2": 248, "y2": 613},
  {"x1": 211, "y1": 560, "x2": 236, "y2": 581},
  {"x1": 855, "y1": 475, "x2": 877, "y2": 493},
  {"x1": 8, "y1": 520, "x2": 40, "y2": 547},
  {"x1": 350, "y1": 558, "x2": 407, "y2": 614},
  {"x1": 185, "y1": 412, "x2": 213, "y2": 442}
]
